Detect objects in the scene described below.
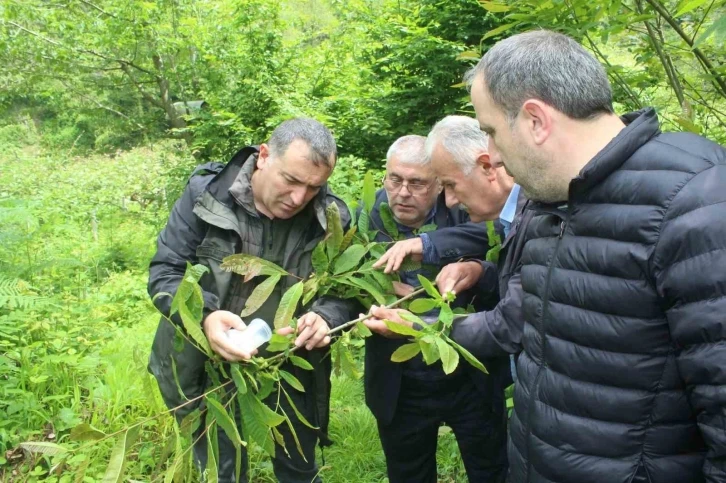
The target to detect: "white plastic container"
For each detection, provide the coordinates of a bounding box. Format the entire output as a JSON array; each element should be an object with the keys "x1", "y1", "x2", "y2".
[{"x1": 226, "y1": 318, "x2": 272, "y2": 353}]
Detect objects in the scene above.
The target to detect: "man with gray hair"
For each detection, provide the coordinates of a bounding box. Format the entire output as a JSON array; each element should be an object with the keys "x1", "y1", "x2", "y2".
[
  {"x1": 148, "y1": 117, "x2": 358, "y2": 482},
  {"x1": 382, "y1": 30, "x2": 726, "y2": 483},
  {"x1": 363, "y1": 134, "x2": 508, "y2": 483}
]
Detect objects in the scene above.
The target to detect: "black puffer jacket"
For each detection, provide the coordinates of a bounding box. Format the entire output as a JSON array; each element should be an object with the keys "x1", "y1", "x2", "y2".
[{"x1": 509, "y1": 109, "x2": 726, "y2": 483}]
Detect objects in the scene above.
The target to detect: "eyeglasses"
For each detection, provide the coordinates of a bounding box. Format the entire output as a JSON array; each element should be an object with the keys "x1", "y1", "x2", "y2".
[{"x1": 384, "y1": 175, "x2": 436, "y2": 197}]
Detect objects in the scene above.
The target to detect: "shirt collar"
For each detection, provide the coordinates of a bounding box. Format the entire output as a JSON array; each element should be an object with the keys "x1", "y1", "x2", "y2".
[{"x1": 499, "y1": 184, "x2": 521, "y2": 224}]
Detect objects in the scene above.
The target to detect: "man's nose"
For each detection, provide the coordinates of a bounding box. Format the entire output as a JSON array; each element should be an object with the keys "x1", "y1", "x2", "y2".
[
  {"x1": 444, "y1": 188, "x2": 459, "y2": 208},
  {"x1": 398, "y1": 183, "x2": 413, "y2": 198},
  {"x1": 289, "y1": 186, "x2": 306, "y2": 206}
]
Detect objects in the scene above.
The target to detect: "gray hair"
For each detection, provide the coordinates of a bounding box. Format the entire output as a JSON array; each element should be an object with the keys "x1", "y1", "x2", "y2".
[
  {"x1": 465, "y1": 30, "x2": 614, "y2": 121},
  {"x1": 268, "y1": 117, "x2": 337, "y2": 167},
  {"x1": 425, "y1": 116, "x2": 488, "y2": 175},
  {"x1": 386, "y1": 135, "x2": 428, "y2": 166}
]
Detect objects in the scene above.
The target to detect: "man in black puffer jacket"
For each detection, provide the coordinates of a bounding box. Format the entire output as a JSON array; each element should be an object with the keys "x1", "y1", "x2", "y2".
[{"x1": 374, "y1": 30, "x2": 726, "y2": 483}]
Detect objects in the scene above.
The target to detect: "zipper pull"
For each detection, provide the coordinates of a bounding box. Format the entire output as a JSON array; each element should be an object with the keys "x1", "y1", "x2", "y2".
[{"x1": 559, "y1": 220, "x2": 566, "y2": 239}]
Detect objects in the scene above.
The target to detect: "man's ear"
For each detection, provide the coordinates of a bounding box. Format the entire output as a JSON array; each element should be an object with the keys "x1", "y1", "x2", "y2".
[
  {"x1": 476, "y1": 152, "x2": 495, "y2": 181},
  {"x1": 521, "y1": 99, "x2": 551, "y2": 146},
  {"x1": 257, "y1": 143, "x2": 270, "y2": 169}
]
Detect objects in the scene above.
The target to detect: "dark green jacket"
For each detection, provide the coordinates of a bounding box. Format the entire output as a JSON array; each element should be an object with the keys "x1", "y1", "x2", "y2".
[{"x1": 147, "y1": 146, "x2": 355, "y2": 442}]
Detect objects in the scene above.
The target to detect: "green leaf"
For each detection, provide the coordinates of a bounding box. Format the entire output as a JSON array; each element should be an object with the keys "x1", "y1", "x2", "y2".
[
  {"x1": 274, "y1": 281, "x2": 304, "y2": 330},
  {"x1": 302, "y1": 276, "x2": 320, "y2": 306},
  {"x1": 206, "y1": 398, "x2": 244, "y2": 447},
  {"x1": 289, "y1": 355, "x2": 313, "y2": 371},
  {"x1": 439, "y1": 304, "x2": 454, "y2": 326},
  {"x1": 70, "y1": 423, "x2": 106, "y2": 442},
  {"x1": 102, "y1": 426, "x2": 140, "y2": 483},
  {"x1": 279, "y1": 370, "x2": 305, "y2": 392},
  {"x1": 336, "y1": 341, "x2": 362, "y2": 379},
  {"x1": 355, "y1": 321, "x2": 373, "y2": 337},
  {"x1": 237, "y1": 391, "x2": 282, "y2": 457},
  {"x1": 231, "y1": 366, "x2": 247, "y2": 394},
  {"x1": 241, "y1": 274, "x2": 281, "y2": 317},
  {"x1": 379, "y1": 203, "x2": 399, "y2": 239},
  {"x1": 482, "y1": 22, "x2": 517, "y2": 40},
  {"x1": 417, "y1": 274, "x2": 441, "y2": 300},
  {"x1": 408, "y1": 298, "x2": 438, "y2": 314},
  {"x1": 220, "y1": 254, "x2": 288, "y2": 278},
  {"x1": 383, "y1": 320, "x2": 422, "y2": 337},
  {"x1": 399, "y1": 258, "x2": 422, "y2": 272},
  {"x1": 206, "y1": 428, "x2": 219, "y2": 483},
  {"x1": 674, "y1": 116, "x2": 702, "y2": 134},
  {"x1": 282, "y1": 387, "x2": 317, "y2": 430},
  {"x1": 325, "y1": 203, "x2": 344, "y2": 260},
  {"x1": 446, "y1": 337, "x2": 488, "y2": 374},
  {"x1": 675, "y1": 0, "x2": 709, "y2": 17},
  {"x1": 311, "y1": 242, "x2": 329, "y2": 274},
  {"x1": 416, "y1": 223, "x2": 438, "y2": 234},
  {"x1": 362, "y1": 171, "x2": 376, "y2": 214},
  {"x1": 390, "y1": 343, "x2": 421, "y2": 362},
  {"x1": 358, "y1": 209, "x2": 370, "y2": 235},
  {"x1": 420, "y1": 340, "x2": 440, "y2": 365},
  {"x1": 19, "y1": 442, "x2": 68, "y2": 456},
  {"x1": 346, "y1": 200, "x2": 358, "y2": 228},
  {"x1": 456, "y1": 50, "x2": 481, "y2": 60},
  {"x1": 694, "y1": 14, "x2": 726, "y2": 46},
  {"x1": 339, "y1": 226, "x2": 358, "y2": 253},
  {"x1": 342, "y1": 276, "x2": 387, "y2": 305},
  {"x1": 368, "y1": 270, "x2": 394, "y2": 293},
  {"x1": 267, "y1": 333, "x2": 293, "y2": 352},
  {"x1": 178, "y1": 299, "x2": 212, "y2": 356},
  {"x1": 479, "y1": 1, "x2": 511, "y2": 12},
  {"x1": 333, "y1": 244, "x2": 368, "y2": 275},
  {"x1": 435, "y1": 338, "x2": 460, "y2": 375}
]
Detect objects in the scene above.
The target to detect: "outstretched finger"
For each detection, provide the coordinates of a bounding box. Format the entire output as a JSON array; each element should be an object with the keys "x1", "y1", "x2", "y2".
[{"x1": 373, "y1": 250, "x2": 392, "y2": 269}]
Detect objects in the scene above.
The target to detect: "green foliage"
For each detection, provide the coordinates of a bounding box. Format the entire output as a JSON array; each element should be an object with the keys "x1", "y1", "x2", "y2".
[
  {"x1": 274, "y1": 281, "x2": 304, "y2": 330},
  {"x1": 486, "y1": 220, "x2": 503, "y2": 263},
  {"x1": 483, "y1": 0, "x2": 726, "y2": 144}
]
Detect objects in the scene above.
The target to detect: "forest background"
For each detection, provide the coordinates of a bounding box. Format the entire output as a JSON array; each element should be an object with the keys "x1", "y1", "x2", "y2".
[{"x1": 1, "y1": 0, "x2": 724, "y2": 481}]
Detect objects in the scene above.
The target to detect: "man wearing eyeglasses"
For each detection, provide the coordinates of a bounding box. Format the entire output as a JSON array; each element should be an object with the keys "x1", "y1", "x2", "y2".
[{"x1": 364, "y1": 135, "x2": 507, "y2": 483}]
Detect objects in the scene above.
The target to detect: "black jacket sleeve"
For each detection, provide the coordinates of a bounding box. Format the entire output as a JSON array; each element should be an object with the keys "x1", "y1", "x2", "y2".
[
  {"x1": 147, "y1": 176, "x2": 220, "y2": 322},
  {"x1": 653, "y1": 164, "x2": 726, "y2": 482},
  {"x1": 450, "y1": 269, "x2": 525, "y2": 359},
  {"x1": 425, "y1": 221, "x2": 491, "y2": 264}
]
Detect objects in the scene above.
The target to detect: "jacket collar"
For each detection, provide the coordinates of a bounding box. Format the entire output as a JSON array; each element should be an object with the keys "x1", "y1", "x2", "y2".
[
  {"x1": 570, "y1": 108, "x2": 660, "y2": 198},
  {"x1": 529, "y1": 108, "x2": 660, "y2": 215}
]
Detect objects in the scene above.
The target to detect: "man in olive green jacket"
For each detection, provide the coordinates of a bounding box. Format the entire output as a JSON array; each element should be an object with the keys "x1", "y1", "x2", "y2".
[{"x1": 148, "y1": 118, "x2": 357, "y2": 482}]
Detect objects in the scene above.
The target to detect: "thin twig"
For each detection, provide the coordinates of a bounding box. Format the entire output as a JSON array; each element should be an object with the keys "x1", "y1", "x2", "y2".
[{"x1": 265, "y1": 287, "x2": 426, "y2": 363}]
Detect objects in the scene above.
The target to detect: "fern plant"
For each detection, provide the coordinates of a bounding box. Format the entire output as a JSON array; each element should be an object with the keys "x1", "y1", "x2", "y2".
[{"x1": 0, "y1": 275, "x2": 47, "y2": 310}]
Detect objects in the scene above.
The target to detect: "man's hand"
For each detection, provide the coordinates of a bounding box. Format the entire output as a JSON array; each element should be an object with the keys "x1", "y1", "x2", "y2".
[
  {"x1": 363, "y1": 305, "x2": 415, "y2": 338},
  {"x1": 204, "y1": 310, "x2": 256, "y2": 361},
  {"x1": 373, "y1": 238, "x2": 423, "y2": 274},
  {"x1": 276, "y1": 312, "x2": 331, "y2": 351},
  {"x1": 392, "y1": 281, "x2": 415, "y2": 297},
  {"x1": 435, "y1": 261, "x2": 483, "y2": 296}
]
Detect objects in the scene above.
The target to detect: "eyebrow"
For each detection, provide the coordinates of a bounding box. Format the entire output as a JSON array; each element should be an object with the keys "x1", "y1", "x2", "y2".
[
  {"x1": 388, "y1": 173, "x2": 429, "y2": 184},
  {"x1": 283, "y1": 172, "x2": 324, "y2": 189}
]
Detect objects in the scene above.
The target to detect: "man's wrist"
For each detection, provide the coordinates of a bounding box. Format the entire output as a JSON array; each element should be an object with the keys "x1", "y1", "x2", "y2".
[{"x1": 419, "y1": 233, "x2": 440, "y2": 264}]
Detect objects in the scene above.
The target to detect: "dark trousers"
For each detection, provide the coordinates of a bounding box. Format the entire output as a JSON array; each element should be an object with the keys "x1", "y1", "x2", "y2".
[
  {"x1": 187, "y1": 363, "x2": 322, "y2": 483},
  {"x1": 377, "y1": 374, "x2": 508, "y2": 483}
]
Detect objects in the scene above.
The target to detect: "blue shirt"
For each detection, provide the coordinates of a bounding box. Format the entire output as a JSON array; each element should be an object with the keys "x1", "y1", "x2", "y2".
[{"x1": 499, "y1": 184, "x2": 521, "y2": 238}]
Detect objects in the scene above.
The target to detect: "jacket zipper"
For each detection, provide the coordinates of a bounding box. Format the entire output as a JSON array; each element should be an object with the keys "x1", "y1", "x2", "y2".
[{"x1": 524, "y1": 215, "x2": 568, "y2": 481}]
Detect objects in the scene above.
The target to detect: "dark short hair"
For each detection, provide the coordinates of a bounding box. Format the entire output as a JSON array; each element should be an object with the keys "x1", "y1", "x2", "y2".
[
  {"x1": 268, "y1": 118, "x2": 337, "y2": 168},
  {"x1": 465, "y1": 30, "x2": 614, "y2": 121}
]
